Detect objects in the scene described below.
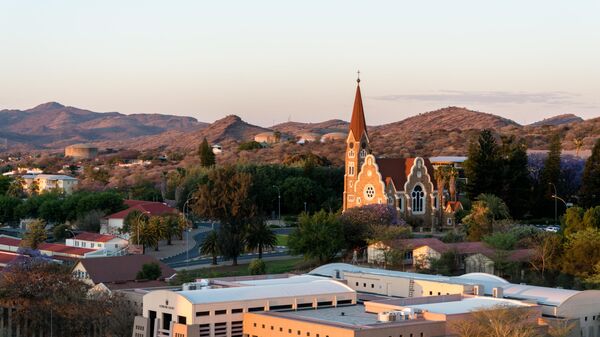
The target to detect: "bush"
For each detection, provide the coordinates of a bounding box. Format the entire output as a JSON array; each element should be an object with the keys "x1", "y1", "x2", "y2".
[
  {"x1": 248, "y1": 259, "x2": 266, "y2": 275},
  {"x1": 238, "y1": 141, "x2": 263, "y2": 151},
  {"x1": 136, "y1": 262, "x2": 162, "y2": 280}
]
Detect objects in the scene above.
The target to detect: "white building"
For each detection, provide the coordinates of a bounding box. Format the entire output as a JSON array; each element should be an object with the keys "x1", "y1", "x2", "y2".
[
  {"x1": 66, "y1": 232, "x2": 128, "y2": 252},
  {"x1": 22, "y1": 174, "x2": 78, "y2": 194},
  {"x1": 133, "y1": 277, "x2": 356, "y2": 337}
]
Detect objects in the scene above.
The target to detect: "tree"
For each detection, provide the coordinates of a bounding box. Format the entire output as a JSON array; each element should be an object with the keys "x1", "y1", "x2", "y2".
[
  {"x1": 0, "y1": 175, "x2": 11, "y2": 195},
  {"x1": 281, "y1": 176, "x2": 321, "y2": 214},
  {"x1": 248, "y1": 258, "x2": 266, "y2": 275},
  {"x1": 582, "y1": 206, "x2": 600, "y2": 229},
  {"x1": 339, "y1": 204, "x2": 399, "y2": 250},
  {"x1": 580, "y1": 138, "x2": 600, "y2": 207},
  {"x1": 537, "y1": 134, "x2": 563, "y2": 217},
  {"x1": 562, "y1": 227, "x2": 600, "y2": 278},
  {"x1": 499, "y1": 136, "x2": 531, "y2": 218},
  {"x1": 200, "y1": 230, "x2": 220, "y2": 265},
  {"x1": 6, "y1": 176, "x2": 25, "y2": 198},
  {"x1": 0, "y1": 195, "x2": 22, "y2": 224},
  {"x1": 434, "y1": 165, "x2": 450, "y2": 231},
  {"x1": 52, "y1": 223, "x2": 72, "y2": 241},
  {"x1": 429, "y1": 250, "x2": 461, "y2": 276},
  {"x1": 463, "y1": 194, "x2": 510, "y2": 241},
  {"x1": 450, "y1": 305, "x2": 540, "y2": 337},
  {"x1": 198, "y1": 137, "x2": 216, "y2": 167},
  {"x1": 483, "y1": 232, "x2": 517, "y2": 250},
  {"x1": 28, "y1": 179, "x2": 40, "y2": 196},
  {"x1": 76, "y1": 209, "x2": 105, "y2": 233},
  {"x1": 238, "y1": 141, "x2": 262, "y2": 151},
  {"x1": 464, "y1": 130, "x2": 502, "y2": 199},
  {"x1": 136, "y1": 262, "x2": 162, "y2": 280},
  {"x1": 191, "y1": 166, "x2": 256, "y2": 265},
  {"x1": 563, "y1": 206, "x2": 586, "y2": 235},
  {"x1": 288, "y1": 210, "x2": 343, "y2": 263},
  {"x1": 21, "y1": 219, "x2": 47, "y2": 249},
  {"x1": 147, "y1": 216, "x2": 169, "y2": 251},
  {"x1": 527, "y1": 232, "x2": 561, "y2": 282},
  {"x1": 246, "y1": 220, "x2": 277, "y2": 258}
]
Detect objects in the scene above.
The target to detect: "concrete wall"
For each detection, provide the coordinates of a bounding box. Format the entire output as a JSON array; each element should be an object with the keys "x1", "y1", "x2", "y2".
[{"x1": 343, "y1": 272, "x2": 468, "y2": 298}]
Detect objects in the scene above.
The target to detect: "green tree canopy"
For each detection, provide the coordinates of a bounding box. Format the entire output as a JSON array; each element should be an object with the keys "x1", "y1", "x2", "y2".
[
  {"x1": 562, "y1": 227, "x2": 600, "y2": 278},
  {"x1": 464, "y1": 130, "x2": 502, "y2": 199},
  {"x1": 198, "y1": 137, "x2": 216, "y2": 167},
  {"x1": 21, "y1": 219, "x2": 47, "y2": 250},
  {"x1": 200, "y1": 230, "x2": 220, "y2": 265},
  {"x1": 288, "y1": 210, "x2": 343, "y2": 263},
  {"x1": 580, "y1": 138, "x2": 600, "y2": 208},
  {"x1": 136, "y1": 262, "x2": 162, "y2": 280},
  {"x1": 245, "y1": 220, "x2": 277, "y2": 259}
]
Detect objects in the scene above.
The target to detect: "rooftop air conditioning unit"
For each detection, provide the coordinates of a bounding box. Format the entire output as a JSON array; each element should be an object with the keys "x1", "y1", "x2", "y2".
[{"x1": 377, "y1": 312, "x2": 396, "y2": 322}]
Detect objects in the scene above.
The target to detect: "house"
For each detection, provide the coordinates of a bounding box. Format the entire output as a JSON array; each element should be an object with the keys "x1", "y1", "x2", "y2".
[
  {"x1": 21, "y1": 174, "x2": 78, "y2": 194},
  {"x1": 342, "y1": 79, "x2": 461, "y2": 228},
  {"x1": 0, "y1": 235, "x2": 97, "y2": 261},
  {"x1": 65, "y1": 232, "x2": 128, "y2": 252},
  {"x1": 368, "y1": 237, "x2": 533, "y2": 272},
  {"x1": 71, "y1": 255, "x2": 177, "y2": 292},
  {"x1": 102, "y1": 200, "x2": 177, "y2": 234}
]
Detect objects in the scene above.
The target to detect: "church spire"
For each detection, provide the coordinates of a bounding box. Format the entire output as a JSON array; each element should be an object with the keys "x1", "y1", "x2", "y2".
[{"x1": 349, "y1": 72, "x2": 367, "y2": 141}]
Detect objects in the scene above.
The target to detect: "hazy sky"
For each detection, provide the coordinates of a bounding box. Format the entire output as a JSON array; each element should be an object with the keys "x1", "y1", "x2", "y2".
[{"x1": 1, "y1": 1, "x2": 599, "y2": 126}]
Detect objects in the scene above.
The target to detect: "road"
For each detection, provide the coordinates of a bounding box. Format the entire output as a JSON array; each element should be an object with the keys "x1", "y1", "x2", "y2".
[{"x1": 162, "y1": 223, "x2": 294, "y2": 268}]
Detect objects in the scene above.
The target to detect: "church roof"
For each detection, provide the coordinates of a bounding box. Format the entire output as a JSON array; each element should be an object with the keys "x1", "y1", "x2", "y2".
[
  {"x1": 349, "y1": 83, "x2": 368, "y2": 141},
  {"x1": 377, "y1": 157, "x2": 434, "y2": 190}
]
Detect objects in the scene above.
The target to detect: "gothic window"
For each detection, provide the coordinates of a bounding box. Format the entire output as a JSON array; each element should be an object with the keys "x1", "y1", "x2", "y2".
[
  {"x1": 387, "y1": 195, "x2": 394, "y2": 206},
  {"x1": 348, "y1": 163, "x2": 355, "y2": 176},
  {"x1": 411, "y1": 185, "x2": 425, "y2": 213},
  {"x1": 359, "y1": 149, "x2": 366, "y2": 158},
  {"x1": 398, "y1": 197, "x2": 403, "y2": 211},
  {"x1": 348, "y1": 150, "x2": 355, "y2": 158},
  {"x1": 364, "y1": 185, "x2": 376, "y2": 200}
]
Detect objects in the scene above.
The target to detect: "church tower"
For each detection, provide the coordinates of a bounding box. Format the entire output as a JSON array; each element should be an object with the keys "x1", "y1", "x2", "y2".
[{"x1": 343, "y1": 75, "x2": 371, "y2": 211}]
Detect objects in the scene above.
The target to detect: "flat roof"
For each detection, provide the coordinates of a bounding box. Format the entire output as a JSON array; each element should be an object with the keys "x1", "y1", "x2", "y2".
[
  {"x1": 176, "y1": 280, "x2": 355, "y2": 305},
  {"x1": 236, "y1": 275, "x2": 327, "y2": 286},
  {"x1": 407, "y1": 297, "x2": 529, "y2": 315}
]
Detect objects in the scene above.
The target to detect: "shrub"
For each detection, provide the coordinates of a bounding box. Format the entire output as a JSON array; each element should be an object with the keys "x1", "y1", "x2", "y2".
[{"x1": 248, "y1": 258, "x2": 266, "y2": 275}]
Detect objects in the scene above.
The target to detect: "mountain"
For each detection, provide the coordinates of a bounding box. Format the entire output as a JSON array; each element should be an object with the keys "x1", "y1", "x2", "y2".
[
  {"x1": 0, "y1": 102, "x2": 206, "y2": 150},
  {"x1": 529, "y1": 114, "x2": 584, "y2": 127}
]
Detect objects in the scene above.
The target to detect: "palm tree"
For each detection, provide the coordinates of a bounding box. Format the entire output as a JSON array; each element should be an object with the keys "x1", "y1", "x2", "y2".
[
  {"x1": 148, "y1": 216, "x2": 169, "y2": 251},
  {"x1": 246, "y1": 221, "x2": 277, "y2": 259},
  {"x1": 200, "y1": 230, "x2": 220, "y2": 265},
  {"x1": 573, "y1": 138, "x2": 583, "y2": 157},
  {"x1": 433, "y1": 166, "x2": 450, "y2": 232}
]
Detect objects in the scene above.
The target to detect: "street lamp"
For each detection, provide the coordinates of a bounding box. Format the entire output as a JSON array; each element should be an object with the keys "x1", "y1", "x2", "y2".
[
  {"x1": 548, "y1": 183, "x2": 558, "y2": 226},
  {"x1": 272, "y1": 185, "x2": 281, "y2": 221}
]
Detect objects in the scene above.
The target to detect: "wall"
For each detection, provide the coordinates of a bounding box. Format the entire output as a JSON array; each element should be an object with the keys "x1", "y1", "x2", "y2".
[{"x1": 343, "y1": 272, "x2": 467, "y2": 298}]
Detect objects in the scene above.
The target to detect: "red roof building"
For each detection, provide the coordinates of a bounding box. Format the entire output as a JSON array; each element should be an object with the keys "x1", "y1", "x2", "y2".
[{"x1": 103, "y1": 200, "x2": 177, "y2": 234}]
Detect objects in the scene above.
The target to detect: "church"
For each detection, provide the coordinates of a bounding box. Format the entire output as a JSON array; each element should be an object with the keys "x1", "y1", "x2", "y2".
[{"x1": 342, "y1": 78, "x2": 461, "y2": 229}]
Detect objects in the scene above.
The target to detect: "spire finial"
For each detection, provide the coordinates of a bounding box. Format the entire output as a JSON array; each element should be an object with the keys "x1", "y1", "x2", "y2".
[{"x1": 356, "y1": 70, "x2": 361, "y2": 83}]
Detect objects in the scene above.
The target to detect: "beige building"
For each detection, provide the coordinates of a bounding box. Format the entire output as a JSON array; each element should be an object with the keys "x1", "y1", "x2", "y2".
[
  {"x1": 133, "y1": 277, "x2": 356, "y2": 337},
  {"x1": 243, "y1": 295, "x2": 542, "y2": 337},
  {"x1": 22, "y1": 173, "x2": 78, "y2": 194},
  {"x1": 310, "y1": 263, "x2": 600, "y2": 337}
]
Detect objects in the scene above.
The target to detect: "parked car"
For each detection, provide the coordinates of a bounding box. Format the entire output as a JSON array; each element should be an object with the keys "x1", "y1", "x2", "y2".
[{"x1": 545, "y1": 226, "x2": 560, "y2": 233}]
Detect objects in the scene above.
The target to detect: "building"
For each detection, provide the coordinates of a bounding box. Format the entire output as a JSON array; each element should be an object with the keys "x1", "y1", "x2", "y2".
[
  {"x1": 102, "y1": 200, "x2": 177, "y2": 234},
  {"x1": 296, "y1": 132, "x2": 321, "y2": 144},
  {"x1": 367, "y1": 237, "x2": 533, "y2": 272},
  {"x1": 310, "y1": 263, "x2": 600, "y2": 337},
  {"x1": 342, "y1": 79, "x2": 460, "y2": 228},
  {"x1": 254, "y1": 131, "x2": 280, "y2": 144},
  {"x1": 66, "y1": 231, "x2": 129, "y2": 252},
  {"x1": 65, "y1": 143, "x2": 98, "y2": 159},
  {"x1": 132, "y1": 276, "x2": 356, "y2": 337},
  {"x1": 22, "y1": 174, "x2": 79, "y2": 194},
  {"x1": 321, "y1": 132, "x2": 347, "y2": 142},
  {"x1": 71, "y1": 255, "x2": 176, "y2": 292},
  {"x1": 0, "y1": 235, "x2": 96, "y2": 261},
  {"x1": 243, "y1": 295, "x2": 543, "y2": 337}
]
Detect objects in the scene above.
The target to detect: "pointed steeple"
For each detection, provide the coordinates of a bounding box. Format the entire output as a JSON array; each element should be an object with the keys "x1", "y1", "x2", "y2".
[{"x1": 349, "y1": 74, "x2": 368, "y2": 141}]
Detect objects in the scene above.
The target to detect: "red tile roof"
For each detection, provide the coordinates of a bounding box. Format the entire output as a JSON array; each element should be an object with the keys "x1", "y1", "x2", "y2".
[
  {"x1": 38, "y1": 243, "x2": 96, "y2": 256},
  {"x1": 74, "y1": 255, "x2": 176, "y2": 284},
  {"x1": 349, "y1": 83, "x2": 368, "y2": 141},
  {"x1": 101, "y1": 279, "x2": 171, "y2": 291},
  {"x1": 377, "y1": 157, "x2": 435, "y2": 190},
  {"x1": 74, "y1": 232, "x2": 118, "y2": 243},
  {"x1": 0, "y1": 236, "x2": 22, "y2": 247},
  {"x1": 445, "y1": 201, "x2": 463, "y2": 212},
  {"x1": 106, "y1": 201, "x2": 176, "y2": 219},
  {"x1": 0, "y1": 251, "x2": 21, "y2": 265}
]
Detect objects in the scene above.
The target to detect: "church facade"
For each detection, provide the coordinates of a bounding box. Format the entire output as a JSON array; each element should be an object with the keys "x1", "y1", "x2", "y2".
[{"x1": 342, "y1": 79, "x2": 458, "y2": 228}]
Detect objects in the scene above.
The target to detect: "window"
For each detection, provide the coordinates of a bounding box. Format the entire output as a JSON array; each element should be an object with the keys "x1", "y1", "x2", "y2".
[
  {"x1": 232, "y1": 308, "x2": 243, "y2": 314},
  {"x1": 248, "y1": 307, "x2": 264, "y2": 312},
  {"x1": 348, "y1": 163, "x2": 355, "y2": 176},
  {"x1": 398, "y1": 197, "x2": 404, "y2": 211},
  {"x1": 364, "y1": 185, "x2": 375, "y2": 200},
  {"x1": 348, "y1": 150, "x2": 355, "y2": 158},
  {"x1": 196, "y1": 311, "x2": 209, "y2": 317},
  {"x1": 359, "y1": 149, "x2": 366, "y2": 158},
  {"x1": 411, "y1": 185, "x2": 425, "y2": 213},
  {"x1": 91, "y1": 243, "x2": 95, "y2": 248},
  {"x1": 387, "y1": 195, "x2": 394, "y2": 206},
  {"x1": 215, "y1": 310, "x2": 226, "y2": 315},
  {"x1": 355, "y1": 282, "x2": 359, "y2": 286}
]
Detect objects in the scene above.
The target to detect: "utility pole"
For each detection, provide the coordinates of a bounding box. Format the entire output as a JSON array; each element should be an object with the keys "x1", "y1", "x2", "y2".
[
  {"x1": 273, "y1": 185, "x2": 281, "y2": 222},
  {"x1": 549, "y1": 182, "x2": 558, "y2": 226}
]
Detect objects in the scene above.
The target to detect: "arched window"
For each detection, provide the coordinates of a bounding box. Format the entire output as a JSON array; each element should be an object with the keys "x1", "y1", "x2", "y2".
[
  {"x1": 359, "y1": 149, "x2": 366, "y2": 158},
  {"x1": 411, "y1": 185, "x2": 425, "y2": 213},
  {"x1": 348, "y1": 150, "x2": 355, "y2": 158}
]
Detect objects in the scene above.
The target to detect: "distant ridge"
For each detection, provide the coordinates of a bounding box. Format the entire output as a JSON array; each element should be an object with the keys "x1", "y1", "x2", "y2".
[{"x1": 529, "y1": 114, "x2": 584, "y2": 127}]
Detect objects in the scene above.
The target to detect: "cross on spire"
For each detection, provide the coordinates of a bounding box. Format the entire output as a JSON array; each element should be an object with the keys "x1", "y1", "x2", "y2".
[{"x1": 357, "y1": 70, "x2": 361, "y2": 83}]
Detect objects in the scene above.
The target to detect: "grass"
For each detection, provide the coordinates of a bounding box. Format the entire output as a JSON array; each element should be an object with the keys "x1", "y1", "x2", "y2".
[
  {"x1": 175, "y1": 257, "x2": 307, "y2": 282},
  {"x1": 276, "y1": 234, "x2": 288, "y2": 246}
]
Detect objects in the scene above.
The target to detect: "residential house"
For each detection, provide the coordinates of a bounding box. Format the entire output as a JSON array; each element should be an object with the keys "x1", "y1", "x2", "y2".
[
  {"x1": 66, "y1": 232, "x2": 129, "y2": 252},
  {"x1": 71, "y1": 255, "x2": 177, "y2": 292},
  {"x1": 0, "y1": 235, "x2": 96, "y2": 261},
  {"x1": 21, "y1": 174, "x2": 78, "y2": 195},
  {"x1": 102, "y1": 200, "x2": 177, "y2": 234}
]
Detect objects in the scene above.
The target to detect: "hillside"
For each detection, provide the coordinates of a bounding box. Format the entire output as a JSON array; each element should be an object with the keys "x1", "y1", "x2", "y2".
[
  {"x1": 529, "y1": 114, "x2": 584, "y2": 126},
  {"x1": 271, "y1": 119, "x2": 349, "y2": 135},
  {"x1": 0, "y1": 102, "x2": 206, "y2": 150}
]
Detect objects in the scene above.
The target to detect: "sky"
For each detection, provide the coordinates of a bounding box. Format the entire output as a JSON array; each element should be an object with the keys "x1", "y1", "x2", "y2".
[{"x1": 0, "y1": 1, "x2": 599, "y2": 126}]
